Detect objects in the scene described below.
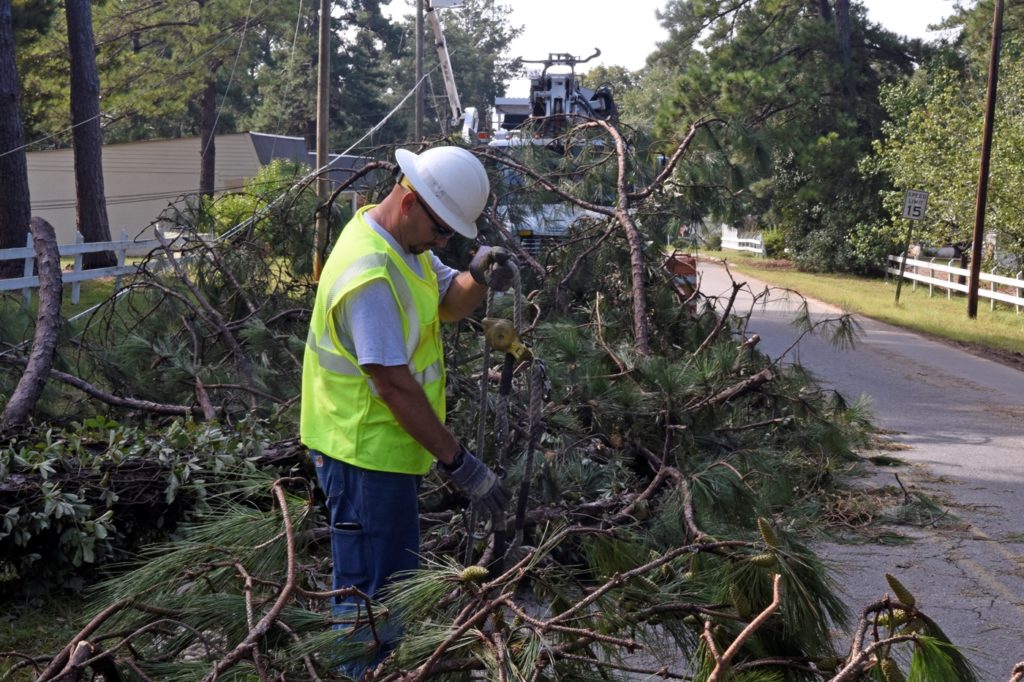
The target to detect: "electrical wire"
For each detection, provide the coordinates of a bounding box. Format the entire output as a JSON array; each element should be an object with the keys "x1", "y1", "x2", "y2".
[{"x1": 201, "y1": 0, "x2": 257, "y2": 161}]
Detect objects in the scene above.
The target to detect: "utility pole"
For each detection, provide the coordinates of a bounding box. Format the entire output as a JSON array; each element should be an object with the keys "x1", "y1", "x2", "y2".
[
  {"x1": 313, "y1": 0, "x2": 331, "y2": 281},
  {"x1": 967, "y1": 0, "x2": 1004, "y2": 318},
  {"x1": 415, "y1": 0, "x2": 424, "y2": 140}
]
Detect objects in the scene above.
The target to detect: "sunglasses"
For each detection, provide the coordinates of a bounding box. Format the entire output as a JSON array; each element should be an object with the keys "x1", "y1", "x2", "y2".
[{"x1": 400, "y1": 177, "x2": 456, "y2": 239}]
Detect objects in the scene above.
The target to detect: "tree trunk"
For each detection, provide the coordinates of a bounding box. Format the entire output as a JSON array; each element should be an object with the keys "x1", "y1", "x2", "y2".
[
  {"x1": 834, "y1": 0, "x2": 851, "y2": 67},
  {"x1": 66, "y1": 0, "x2": 115, "y2": 269},
  {"x1": 0, "y1": 0, "x2": 31, "y2": 279},
  {"x1": 616, "y1": 207, "x2": 651, "y2": 356},
  {"x1": 817, "y1": 0, "x2": 832, "y2": 23},
  {"x1": 199, "y1": 77, "x2": 217, "y2": 197},
  {"x1": 0, "y1": 218, "x2": 62, "y2": 434}
]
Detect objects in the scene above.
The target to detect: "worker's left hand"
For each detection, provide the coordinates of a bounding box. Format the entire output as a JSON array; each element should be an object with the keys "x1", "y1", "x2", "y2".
[
  {"x1": 470, "y1": 246, "x2": 518, "y2": 292},
  {"x1": 443, "y1": 445, "x2": 511, "y2": 517}
]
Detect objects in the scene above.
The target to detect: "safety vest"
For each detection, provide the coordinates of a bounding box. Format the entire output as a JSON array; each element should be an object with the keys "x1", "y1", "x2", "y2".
[{"x1": 300, "y1": 206, "x2": 445, "y2": 474}]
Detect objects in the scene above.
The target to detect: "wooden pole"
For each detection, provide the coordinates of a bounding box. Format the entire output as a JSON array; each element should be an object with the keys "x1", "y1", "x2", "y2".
[
  {"x1": 313, "y1": 0, "x2": 331, "y2": 281},
  {"x1": 967, "y1": 0, "x2": 1004, "y2": 318}
]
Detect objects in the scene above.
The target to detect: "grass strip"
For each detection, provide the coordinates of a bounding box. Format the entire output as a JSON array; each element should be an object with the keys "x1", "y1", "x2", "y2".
[{"x1": 693, "y1": 249, "x2": 1024, "y2": 358}]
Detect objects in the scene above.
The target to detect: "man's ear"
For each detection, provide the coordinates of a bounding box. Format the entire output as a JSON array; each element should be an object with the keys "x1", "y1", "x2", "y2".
[{"x1": 398, "y1": 188, "x2": 416, "y2": 217}]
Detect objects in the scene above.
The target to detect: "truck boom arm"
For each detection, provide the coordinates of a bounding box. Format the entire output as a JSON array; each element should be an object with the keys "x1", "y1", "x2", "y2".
[{"x1": 426, "y1": 4, "x2": 462, "y2": 127}]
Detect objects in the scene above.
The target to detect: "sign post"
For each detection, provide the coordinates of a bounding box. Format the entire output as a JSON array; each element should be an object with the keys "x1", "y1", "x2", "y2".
[{"x1": 895, "y1": 189, "x2": 928, "y2": 303}]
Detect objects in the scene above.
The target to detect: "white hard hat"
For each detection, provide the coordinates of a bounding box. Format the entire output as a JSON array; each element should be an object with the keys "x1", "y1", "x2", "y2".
[{"x1": 395, "y1": 147, "x2": 489, "y2": 239}]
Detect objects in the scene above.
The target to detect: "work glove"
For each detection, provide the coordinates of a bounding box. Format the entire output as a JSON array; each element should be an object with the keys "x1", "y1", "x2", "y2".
[
  {"x1": 469, "y1": 246, "x2": 518, "y2": 292},
  {"x1": 443, "y1": 444, "x2": 511, "y2": 517}
]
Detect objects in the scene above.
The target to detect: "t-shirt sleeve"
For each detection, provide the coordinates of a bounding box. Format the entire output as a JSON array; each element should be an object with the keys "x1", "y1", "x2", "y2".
[
  {"x1": 333, "y1": 279, "x2": 408, "y2": 367},
  {"x1": 431, "y1": 251, "x2": 459, "y2": 299}
]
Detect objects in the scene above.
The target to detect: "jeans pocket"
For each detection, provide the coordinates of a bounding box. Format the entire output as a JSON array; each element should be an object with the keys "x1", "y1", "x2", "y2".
[{"x1": 330, "y1": 521, "x2": 368, "y2": 591}]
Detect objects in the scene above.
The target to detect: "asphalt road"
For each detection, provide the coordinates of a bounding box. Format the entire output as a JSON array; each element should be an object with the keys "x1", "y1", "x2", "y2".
[{"x1": 699, "y1": 261, "x2": 1024, "y2": 681}]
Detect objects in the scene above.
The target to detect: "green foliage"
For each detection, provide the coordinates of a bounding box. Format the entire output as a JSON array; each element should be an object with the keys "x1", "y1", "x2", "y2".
[
  {"x1": 870, "y1": 59, "x2": 1024, "y2": 264},
  {"x1": 906, "y1": 632, "x2": 980, "y2": 681},
  {"x1": 244, "y1": 34, "x2": 318, "y2": 139},
  {"x1": 10, "y1": 0, "x2": 57, "y2": 39},
  {"x1": 761, "y1": 228, "x2": 786, "y2": 259},
  {"x1": 706, "y1": 230, "x2": 723, "y2": 251},
  {"x1": 16, "y1": 0, "x2": 298, "y2": 145},
  {"x1": 650, "y1": 0, "x2": 926, "y2": 273},
  {"x1": 205, "y1": 158, "x2": 350, "y2": 278},
  {"x1": 69, "y1": 480, "x2": 331, "y2": 680},
  {"x1": 0, "y1": 416, "x2": 293, "y2": 595}
]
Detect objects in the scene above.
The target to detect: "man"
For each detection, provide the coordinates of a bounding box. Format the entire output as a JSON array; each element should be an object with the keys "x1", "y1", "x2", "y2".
[{"x1": 300, "y1": 146, "x2": 513, "y2": 671}]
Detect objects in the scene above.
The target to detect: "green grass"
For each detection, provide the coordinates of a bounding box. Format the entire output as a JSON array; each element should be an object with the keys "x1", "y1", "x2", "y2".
[
  {"x1": 2, "y1": 277, "x2": 117, "y2": 321},
  {"x1": 62, "y1": 279, "x2": 118, "y2": 318},
  {"x1": 0, "y1": 594, "x2": 82, "y2": 679},
  {"x1": 695, "y1": 249, "x2": 1024, "y2": 357}
]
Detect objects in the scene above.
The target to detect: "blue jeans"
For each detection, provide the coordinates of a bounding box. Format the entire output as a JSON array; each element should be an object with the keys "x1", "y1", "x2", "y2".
[{"x1": 311, "y1": 452, "x2": 421, "y2": 676}]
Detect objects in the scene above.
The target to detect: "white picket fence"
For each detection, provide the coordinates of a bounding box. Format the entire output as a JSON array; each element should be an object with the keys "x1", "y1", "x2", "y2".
[
  {"x1": 886, "y1": 255, "x2": 1024, "y2": 311},
  {"x1": 0, "y1": 229, "x2": 162, "y2": 307},
  {"x1": 720, "y1": 225, "x2": 765, "y2": 255}
]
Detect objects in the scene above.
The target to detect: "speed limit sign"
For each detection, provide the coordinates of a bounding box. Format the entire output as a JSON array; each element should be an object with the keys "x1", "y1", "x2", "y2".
[{"x1": 902, "y1": 190, "x2": 929, "y2": 221}]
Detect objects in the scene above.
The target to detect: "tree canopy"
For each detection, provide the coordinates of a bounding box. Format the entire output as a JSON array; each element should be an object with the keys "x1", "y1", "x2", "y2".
[
  {"x1": 643, "y1": 0, "x2": 926, "y2": 273},
  {"x1": 869, "y1": 1, "x2": 1024, "y2": 263}
]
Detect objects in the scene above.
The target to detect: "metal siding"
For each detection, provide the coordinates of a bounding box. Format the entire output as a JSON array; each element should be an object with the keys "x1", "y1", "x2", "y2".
[{"x1": 25, "y1": 134, "x2": 259, "y2": 246}]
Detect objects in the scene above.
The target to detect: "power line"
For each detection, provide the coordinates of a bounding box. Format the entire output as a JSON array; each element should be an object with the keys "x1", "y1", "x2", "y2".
[{"x1": 201, "y1": 0, "x2": 257, "y2": 161}]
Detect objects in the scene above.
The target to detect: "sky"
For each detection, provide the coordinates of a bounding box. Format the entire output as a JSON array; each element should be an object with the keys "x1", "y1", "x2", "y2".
[{"x1": 500, "y1": 0, "x2": 961, "y2": 72}]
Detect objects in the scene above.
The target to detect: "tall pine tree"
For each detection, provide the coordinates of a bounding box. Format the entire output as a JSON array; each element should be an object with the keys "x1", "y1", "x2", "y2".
[
  {"x1": 0, "y1": 0, "x2": 31, "y2": 277},
  {"x1": 66, "y1": 0, "x2": 114, "y2": 268}
]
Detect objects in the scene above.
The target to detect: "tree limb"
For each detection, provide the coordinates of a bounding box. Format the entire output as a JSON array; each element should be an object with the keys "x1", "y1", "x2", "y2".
[
  {"x1": 707, "y1": 573, "x2": 783, "y2": 682},
  {"x1": 1, "y1": 217, "x2": 62, "y2": 433}
]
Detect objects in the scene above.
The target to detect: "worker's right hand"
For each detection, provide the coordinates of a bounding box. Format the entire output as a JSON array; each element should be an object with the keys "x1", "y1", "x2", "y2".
[{"x1": 443, "y1": 445, "x2": 510, "y2": 517}]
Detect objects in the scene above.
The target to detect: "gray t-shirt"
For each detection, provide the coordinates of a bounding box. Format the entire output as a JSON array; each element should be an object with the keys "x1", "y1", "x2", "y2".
[{"x1": 333, "y1": 215, "x2": 457, "y2": 367}]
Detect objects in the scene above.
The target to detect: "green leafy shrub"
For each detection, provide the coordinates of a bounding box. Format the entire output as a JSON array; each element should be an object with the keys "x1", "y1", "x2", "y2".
[
  {"x1": 0, "y1": 416, "x2": 294, "y2": 595},
  {"x1": 762, "y1": 228, "x2": 787, "y2": 259},
  {"x1": 208, "y1": 159, "x2": 350, "y2": 278}
]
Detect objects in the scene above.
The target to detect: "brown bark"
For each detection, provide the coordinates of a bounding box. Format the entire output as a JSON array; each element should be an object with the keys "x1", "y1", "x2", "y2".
[
  {"x1": 199, "y1": 78, "x2": 217, "y2": 197},
  {"x1": 0, "y1": 0, "x2": 31, "y2": 278},
  {"x1": 0, "y1": 217, "x2": 62, "y2": 433},
  {"x1": 834, "y1": 0, "x2": 851, "y2": 67},
  {"x1": 52, "y1": 640, "x2": 92, "y2": 682},
  {"x1": 685, "y1": 367, "x2": 774, "y2": 414},
  {"x1": 66, "y1": 0, "x2": 115, "y2": 269},
  {"x1": 817, "y1": 0, "x2": 832, "y2": 23}
]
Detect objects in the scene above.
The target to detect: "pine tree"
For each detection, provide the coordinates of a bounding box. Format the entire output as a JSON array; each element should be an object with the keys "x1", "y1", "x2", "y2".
[
  {"x1": 66, "y1": 0, "x2": 115, "y2": 268},
  {"x1": 0, "y1": 0, "x2": 31, "y2": 278}
]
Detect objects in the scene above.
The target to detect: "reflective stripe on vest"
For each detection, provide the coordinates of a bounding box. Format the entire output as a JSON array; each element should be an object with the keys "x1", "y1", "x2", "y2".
[
  {"x1": 324, "y1": 254, "x2": 421, "y2": 358},
  {"x1": 305, "y1": 327, "x2": 443, "y2": 394}
]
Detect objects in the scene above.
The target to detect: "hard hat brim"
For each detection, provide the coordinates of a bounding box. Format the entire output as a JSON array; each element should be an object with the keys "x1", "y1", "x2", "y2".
[{"x1": 395, "y1": 149, "x2": 479, "y2": 239}]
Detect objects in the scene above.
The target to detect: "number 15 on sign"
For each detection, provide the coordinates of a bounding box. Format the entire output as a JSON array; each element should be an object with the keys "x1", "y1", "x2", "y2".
[{"x1": 902, "y1": 189, "x2": 928, "y2": 221}]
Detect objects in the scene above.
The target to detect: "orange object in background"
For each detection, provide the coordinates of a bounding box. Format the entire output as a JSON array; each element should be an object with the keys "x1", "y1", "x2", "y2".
[{"x1": 664, "y1": 250, "x2": 699, "y2": 314}]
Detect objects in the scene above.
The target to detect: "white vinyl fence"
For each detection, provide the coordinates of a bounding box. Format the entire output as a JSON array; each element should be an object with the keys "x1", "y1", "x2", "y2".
[
  {"x1": 720, "y1": 225, "x2": 765, "y2": 255},
  {"x1": 0, "y1": 229, "x2": 162, "y2": 307},
  {"x1": 886, "y1": 255, "x2": 1024, "y2": 311}
]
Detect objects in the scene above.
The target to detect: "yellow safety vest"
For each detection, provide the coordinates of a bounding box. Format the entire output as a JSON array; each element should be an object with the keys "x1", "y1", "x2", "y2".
[{"x1": 300, "y1": 206, "x2": 445, "y2": 474}]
